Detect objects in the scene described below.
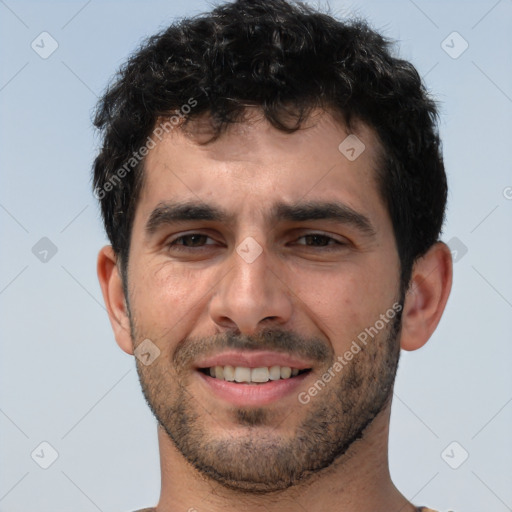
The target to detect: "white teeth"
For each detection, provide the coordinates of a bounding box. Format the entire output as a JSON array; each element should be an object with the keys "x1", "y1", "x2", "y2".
[
  {"x1": 223, "y1": 365, "x2": 235, "y2": 381},
  {"x1": 269, "y1": 365, "x2": 281, "y2": 380},
  {"x1": 215, "y1": 366, "x2": 224, "y2": 379},
  {"x1": 251, "y1": 367, "x2": 270, "y2": 382},
  {"x1": 234, "y1": 366, "x2": 251, "y2": 383},
  {"x1": 280, "y1": 366, "x2": 292, "y2": 379},
  {"x1": 206, "y1": 365, "x2": 306, "y2": 383}
]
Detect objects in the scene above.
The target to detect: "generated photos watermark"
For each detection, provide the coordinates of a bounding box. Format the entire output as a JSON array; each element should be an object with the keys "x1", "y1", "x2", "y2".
[
  {"x1": 94, "y1": 97, "x2": 198, "y2": 200},
  {"x1": 298, "y1": 302, "x2": 403, "y2": 404}
]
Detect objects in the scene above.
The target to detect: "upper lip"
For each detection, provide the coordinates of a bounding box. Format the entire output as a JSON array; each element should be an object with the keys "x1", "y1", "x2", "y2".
[{"x1": 194, "y1": 350, "x2": 314, "y2": 370}]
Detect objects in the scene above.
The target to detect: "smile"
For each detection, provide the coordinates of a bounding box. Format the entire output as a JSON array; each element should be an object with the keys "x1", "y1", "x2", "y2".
[{"x1": 199, "y1": 365, "x2": 310, "y2": 383}]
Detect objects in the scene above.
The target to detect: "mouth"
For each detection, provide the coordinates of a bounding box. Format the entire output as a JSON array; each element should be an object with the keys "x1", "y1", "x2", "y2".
[
  {"x1": 198, "y1": 365, "x2": 311, "y2": 384},
  {"x1": 194, "y1": 351, "x2": 315, "y2": 406}
]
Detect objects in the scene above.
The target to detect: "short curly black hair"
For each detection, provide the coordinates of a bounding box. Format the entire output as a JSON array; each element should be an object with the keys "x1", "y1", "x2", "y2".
[{"x1": 92, "y1": 0, "x2": 447, "y2": 293}]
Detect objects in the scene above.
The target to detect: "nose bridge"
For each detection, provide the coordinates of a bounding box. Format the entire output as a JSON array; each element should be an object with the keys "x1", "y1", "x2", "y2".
[
  {"x1": 231, "y1": 242, "x2": 269, "y2": 300},
  {"x1": 209, "y1": 240, "x2": 292, "y2": 333}
]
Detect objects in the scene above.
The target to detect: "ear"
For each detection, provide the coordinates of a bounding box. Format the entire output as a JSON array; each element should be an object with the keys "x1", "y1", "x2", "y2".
[
  {"x1": 97, "y1": 245, "x2": 134, "y2": 355},
  {"x1": 400, "y1": 241, "x2": 453, "y2": 351}
]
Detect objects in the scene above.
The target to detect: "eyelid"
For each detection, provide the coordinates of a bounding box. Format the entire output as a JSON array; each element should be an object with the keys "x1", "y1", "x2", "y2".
[
  {"x1": 166, "y1": 231, "x2": 219, "y2": 247},
  {"x1": 164, "y1": 229, "x2": 349, "y2": 249},
  {"x1": 293, "y1": 230, "x2": 348, "y2": 245}
]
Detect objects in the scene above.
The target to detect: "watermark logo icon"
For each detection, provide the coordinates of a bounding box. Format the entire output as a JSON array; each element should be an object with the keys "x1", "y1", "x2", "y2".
[
  {"x1": 31, "y1": 32, "x2": 59, "y2": 59},
  {"x1": 32, "y1": 237, "x2": 58, "y2": 263},
  {"x1": 134, "y1": 338, "x2": 161, "y2": 366},
  {"x1": 236, "y1": 237, "x2": 263, "y2": 263},
  {"x1": 441, "y1": 32, "x2": 468, "y2": 59},
  {"x1": 338, "y1": 134, "x2": 366, "y2": 161},
  {"x1": 447, "y1": 236, "x2": 468, "y2": 263},
  {"x1": 441, "y1": 441, "x2": 469, "y2": 469},
  {"x1": 31, "y1": 441, "x2": 59, "y2": 469}
]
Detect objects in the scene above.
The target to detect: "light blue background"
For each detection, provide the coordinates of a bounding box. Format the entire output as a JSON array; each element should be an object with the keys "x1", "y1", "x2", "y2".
[{"x1": 1, "y1": 1, "x2": 511, "y2": 511}]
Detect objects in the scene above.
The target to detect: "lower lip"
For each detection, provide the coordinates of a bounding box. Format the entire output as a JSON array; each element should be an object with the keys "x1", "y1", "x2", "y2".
[{"x1": 196, "y1": 371, "x2": 310, "y2": 407}]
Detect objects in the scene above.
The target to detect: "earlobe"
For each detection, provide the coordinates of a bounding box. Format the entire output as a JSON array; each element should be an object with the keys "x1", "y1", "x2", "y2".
[
  {"x1": 400, "y1": 242, "x2": 453, "y2": 352},
  {"x1": 97, "y1": 245, "x2": 134, "y2": 355}
]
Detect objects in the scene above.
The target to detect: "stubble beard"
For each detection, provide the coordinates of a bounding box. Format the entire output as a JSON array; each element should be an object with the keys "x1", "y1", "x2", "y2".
[{"x1": 131, "y1": 304, "x2": 403, "y2": 493}]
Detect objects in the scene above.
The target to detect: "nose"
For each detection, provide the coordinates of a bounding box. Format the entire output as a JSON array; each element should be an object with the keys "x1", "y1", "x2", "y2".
[{"x1": 209, "y1": 243, "x2": 293, "y2": 335}]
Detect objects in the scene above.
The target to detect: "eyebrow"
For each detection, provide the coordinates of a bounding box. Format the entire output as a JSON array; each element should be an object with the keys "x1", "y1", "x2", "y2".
[{"x1": 144, "y1": 199, "x2": 376, "y2": 238}]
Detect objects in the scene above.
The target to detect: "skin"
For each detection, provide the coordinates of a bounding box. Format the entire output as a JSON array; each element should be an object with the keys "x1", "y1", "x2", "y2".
[{"x1": 98, "y1": 108, "x2": 452, "y2": 512}]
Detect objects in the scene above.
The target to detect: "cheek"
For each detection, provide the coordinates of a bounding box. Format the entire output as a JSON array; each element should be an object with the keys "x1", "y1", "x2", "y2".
[
  {"x1": 286, "y1": 266, "x2": 361, "y2": 334},
  {"x1": 290, "y1": 260, "x2": 398, "y2": 348},
  {"x1": 130, "y1": 263, "x2": 211, "y2": 340}
]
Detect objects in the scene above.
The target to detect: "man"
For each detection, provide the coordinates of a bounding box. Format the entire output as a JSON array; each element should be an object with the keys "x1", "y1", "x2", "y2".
[{"x1": 93, "y1": 0, "x2": 453, "y2": 510}]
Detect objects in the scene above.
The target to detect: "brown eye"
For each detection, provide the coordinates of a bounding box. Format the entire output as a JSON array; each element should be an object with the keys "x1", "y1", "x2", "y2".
[
  {"x1": 296, "y1": 234, "x2": 343, "y2": 247},
  {"x1": 167, "y1": 233, "x2": 217, "y2": 252},
  {"x1": 175, "y1": 234, "x2": 209, "y2": 247}
]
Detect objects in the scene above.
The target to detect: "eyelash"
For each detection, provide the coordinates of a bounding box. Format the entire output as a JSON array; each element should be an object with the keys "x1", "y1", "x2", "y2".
[{"x1": 166, "y1": 232, "x2": 346, "y2": 251}]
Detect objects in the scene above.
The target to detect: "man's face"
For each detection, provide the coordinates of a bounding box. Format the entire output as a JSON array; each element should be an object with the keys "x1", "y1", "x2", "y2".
[{"x1": 125, "y1": 109, "x2": 403, "y2": 492}]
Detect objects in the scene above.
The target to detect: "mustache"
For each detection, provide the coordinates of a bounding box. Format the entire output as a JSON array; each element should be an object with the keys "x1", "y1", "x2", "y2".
[{"x1": 173, "y1": 328, "x2": 333, "y2": 370}]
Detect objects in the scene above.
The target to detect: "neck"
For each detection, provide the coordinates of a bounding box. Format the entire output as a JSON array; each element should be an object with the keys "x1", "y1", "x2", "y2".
[{"x1": 153, "y1": 402, "x2": 416, "y2": 512}]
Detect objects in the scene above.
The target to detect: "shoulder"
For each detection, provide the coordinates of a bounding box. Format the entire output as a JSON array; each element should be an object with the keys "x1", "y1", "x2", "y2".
[{"x1": 418, "y1": 508, "x2": 456, "y2": 512}]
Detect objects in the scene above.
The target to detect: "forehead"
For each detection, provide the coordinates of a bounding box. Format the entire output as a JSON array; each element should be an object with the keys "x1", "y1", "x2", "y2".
[
  {"x1": 154, "y1": 108, "x2": 380, "y2": 169},
  {"x1": 136, "y1": 108, "x2": 388, "y2": 230}
]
